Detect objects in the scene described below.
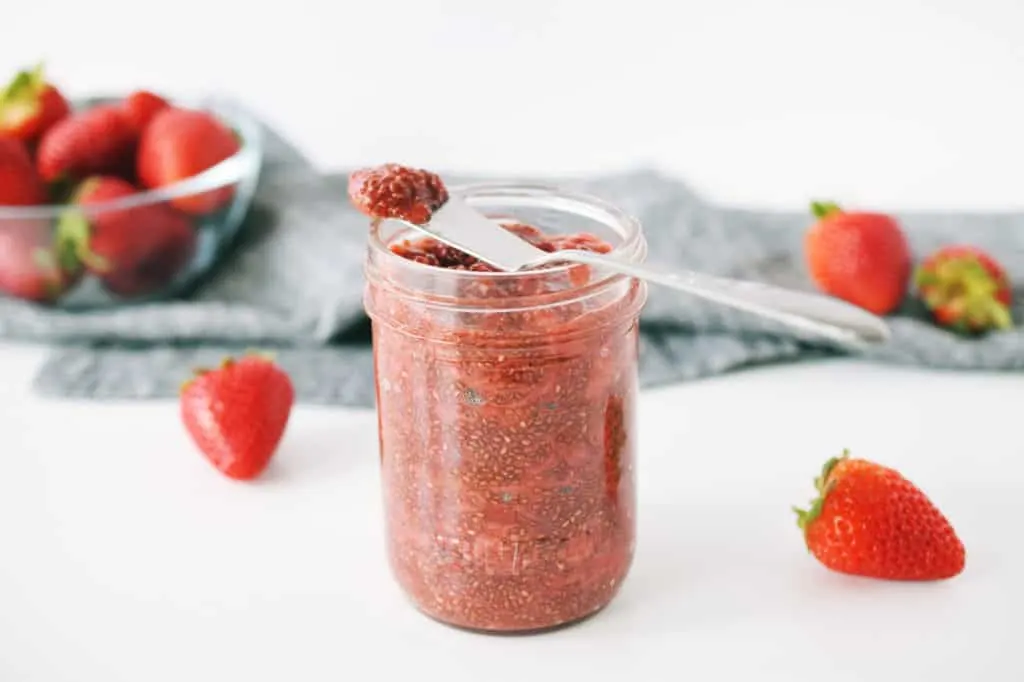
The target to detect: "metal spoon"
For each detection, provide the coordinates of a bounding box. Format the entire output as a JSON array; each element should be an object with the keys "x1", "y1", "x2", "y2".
[{"x1": 399, "y1": 195, "x2": 891, "y2": 349}]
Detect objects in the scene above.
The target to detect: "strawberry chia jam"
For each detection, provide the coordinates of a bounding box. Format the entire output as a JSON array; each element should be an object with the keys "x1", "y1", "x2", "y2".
[
  {"x1": 349, "y1": 163, "x2": 448, "y2": 225},
  {"x1": 360, "y1": 177, "x2": 648, "y2": 633}
]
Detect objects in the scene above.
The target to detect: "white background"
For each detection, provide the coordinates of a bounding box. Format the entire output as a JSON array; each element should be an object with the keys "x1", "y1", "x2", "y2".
[
  {"x1": 1, "y1": 2, "x2": 1022, "y2": 681},
  {"x1": 6, "y1": 0, "x2": 1023, "y2": 210}
]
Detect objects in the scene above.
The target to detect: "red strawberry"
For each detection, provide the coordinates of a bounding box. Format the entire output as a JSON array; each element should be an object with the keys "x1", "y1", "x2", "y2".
[
  {"x1": 0, "y1": 64, "x2": 71, "y2": 145},
  {"x1": 0, "y1": 136, "x2": 47, "y2": 206},
  {"x1": 805, "y1": 201, "x2": 911, "y2": 315},
  {"x1": 121, "y1": 90, "x2": 169, "y2": 134},
  {"x1": 914, "y1": 245, "x2": 1012, "y2": 333},
  {"x1": 794, "y1": 450, "x2": 966, "y2": 581},
  {"x1": 37, "y1": 105, "x2": 136, "y2": 182},
  {"x1": 137, "y1": 107, "x2": 240, "y2": 215},
  {"x1": 59, "y1": 175, "x2": 197, "y2": 297},
  {"x1": 180, "y1": 354, "x2": 295, "y2": 481},
  {"x1": 0, "y1": 219, "x2": 81, "y2": 303}
]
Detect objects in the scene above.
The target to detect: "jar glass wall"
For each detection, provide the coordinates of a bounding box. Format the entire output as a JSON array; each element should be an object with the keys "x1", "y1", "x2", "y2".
[{"x1": 363, "y1": 184, "x2": 648, "y2": 632}]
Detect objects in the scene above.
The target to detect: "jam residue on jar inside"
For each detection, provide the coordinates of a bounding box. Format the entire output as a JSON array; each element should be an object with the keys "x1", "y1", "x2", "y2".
[
  {"x1": 365, "y1": 192, "x2": 642, "y2": 632},
  {"x1": 348, "y1": 163, "x2": 449, "y2": 224},
  {"x1": 389, "y1": 221, "x2": 611, "y2": 271}
]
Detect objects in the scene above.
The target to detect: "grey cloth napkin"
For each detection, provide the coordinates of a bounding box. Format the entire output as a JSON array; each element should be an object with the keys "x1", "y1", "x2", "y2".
[{"x1": 14, "y1": 128, "x2": 1024, "y2": 407}]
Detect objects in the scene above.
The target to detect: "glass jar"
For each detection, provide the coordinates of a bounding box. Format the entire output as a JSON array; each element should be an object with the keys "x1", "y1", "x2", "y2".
[{"x1": 363, "y1": 183, "x2": 648, "y2": 633}]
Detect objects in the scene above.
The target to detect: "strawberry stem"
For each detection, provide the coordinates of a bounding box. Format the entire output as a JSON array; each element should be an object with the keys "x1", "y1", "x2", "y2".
[
  {"x1": 810, "y1": 201, "x2": 843, "y2": 220},
  {"x1": 915, "y1": 254, "x2": 1013, "y2": 333},
  {"x1": 55, "y1": 208, "x2": 107, "y2": 273},
  {"x1": 990, "y1": 301, "x2": 1013, "y2": 330},
  {"x1": 0, "y1": 63, "x2": 46, "y2": 105},
  {"x1": 794, "y1": 449, "x2": 851, "y2": 539}
]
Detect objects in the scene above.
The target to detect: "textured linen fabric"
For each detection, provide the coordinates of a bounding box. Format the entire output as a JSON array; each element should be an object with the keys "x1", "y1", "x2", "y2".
[{"x1": 13, "y1": 127, "x2": 1023, "y2": 406}]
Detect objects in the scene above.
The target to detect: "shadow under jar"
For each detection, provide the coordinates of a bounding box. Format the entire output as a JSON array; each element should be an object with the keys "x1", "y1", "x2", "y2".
[{"x1": 363, "y1": 183, "x2": 648, "y2": 633}]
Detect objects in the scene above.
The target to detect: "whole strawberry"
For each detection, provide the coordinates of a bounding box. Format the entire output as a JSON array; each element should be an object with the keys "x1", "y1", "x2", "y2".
[
  {"x1": 805, "y1": 201, "x2": 911, "y2": 315},
  {"x1": 794, "y1": 450, "x2": 965, "y2": 581},
  {"x1": 121, "y1": 90, "x2": 169, "y2": 134},
  {"x1": 914, "y1": 245, "x2": 1012, "y2": 333},
  {"x1": 0, "y1": 64, "x2": 71, "y2": 145},
  {"x1": 0, "y1": 136, "x2": 47, "y2": 206},
  {"x1": 137, "y1": 107, "x2": 240, "y2": 215},
  {"x1": 180, "y1": 354, "x2": 295, "y2": 481},
  {"x1": 37, "y1": 105, "x2": 136, "y2": 182},
  {"x1": 59, "y1": 175, "x2": 197, "y2": 297}
]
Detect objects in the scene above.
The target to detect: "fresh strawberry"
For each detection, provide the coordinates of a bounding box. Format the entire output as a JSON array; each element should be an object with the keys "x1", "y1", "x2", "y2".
[
  {"x1": 0, "y1": 219, "x2": 81, "y2": 303},
  {"x1": 59, "y1": 175, "x2": 197, "y2": 297},
  {"x1": 0, "y1": 64, "x2": 71, "y2": 145},
  {"x1": 37, "y1": 105, "x2": 136, "y2": 182},
  {"x1": 0, "y1": 136, "x2": 47, "y2": 206},
  {"x1": 914, "y1": 245, "x2": 1012, "y2": 333},
  {"x1": 137, "y1": 107, "x2": 240, "y2": 215},
  {"x1": 805, "y1": 201, "x2": 911, "y2": 315},
  {"x1": 794, "y1": 450, "x2": 965, "y2": 581},
  {"x1": 180, "y1": 354, "x2": 295, "y2": 481},
  {"x1": 121, "y1": 90, "x2": 169, "y2": 134}
]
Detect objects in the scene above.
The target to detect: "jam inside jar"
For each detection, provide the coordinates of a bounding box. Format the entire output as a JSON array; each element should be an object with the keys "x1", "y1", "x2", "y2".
[{"x1": 363, "y1": 183, "x2": 648, "y2": 633}]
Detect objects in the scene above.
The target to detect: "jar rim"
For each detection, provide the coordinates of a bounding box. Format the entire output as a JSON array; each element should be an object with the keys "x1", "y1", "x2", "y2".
[{"x1": 366, "y1": 181, "x2": 647, "y2": 282}]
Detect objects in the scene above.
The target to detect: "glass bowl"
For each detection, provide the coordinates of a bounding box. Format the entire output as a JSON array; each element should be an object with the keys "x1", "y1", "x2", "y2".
[{"x1": 0, "y1": 96, "x2": 263, "y2": 309}]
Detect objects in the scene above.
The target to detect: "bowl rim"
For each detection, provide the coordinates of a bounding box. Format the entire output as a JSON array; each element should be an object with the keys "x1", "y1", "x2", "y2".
[{"x1": 0, "y1": 95, "x2": 264, "y2": 219}]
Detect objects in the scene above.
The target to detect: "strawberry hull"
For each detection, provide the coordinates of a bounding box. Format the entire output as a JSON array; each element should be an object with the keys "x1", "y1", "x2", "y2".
[
  {"x1": 914, "y1": 245, "x2": 1013, "y2": 333},
  {"x1": 0, "y1": 65, "x2": 71, "y2": 145},
  {"x1": 64, "y1": 176, "x2": 199, "y2": 298},
  {"x1": 0, "y1": 219, "x2": 81, "y2": 303}
]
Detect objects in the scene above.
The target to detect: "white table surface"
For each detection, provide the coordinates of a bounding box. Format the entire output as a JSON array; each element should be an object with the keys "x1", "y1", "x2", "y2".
[{"x1": 2, "y1": 2, "x2": 1023, "y2": 680}]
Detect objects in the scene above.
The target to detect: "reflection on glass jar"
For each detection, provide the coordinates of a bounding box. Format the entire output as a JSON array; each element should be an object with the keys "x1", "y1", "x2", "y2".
[{"x1": 363, "y1": 184, "x2": 648, "y2": 633}]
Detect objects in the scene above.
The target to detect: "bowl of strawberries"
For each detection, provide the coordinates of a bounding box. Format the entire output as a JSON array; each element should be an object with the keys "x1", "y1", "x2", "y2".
[{"x1": 0, "y1": 64, "x2": 262, "y2": 308}]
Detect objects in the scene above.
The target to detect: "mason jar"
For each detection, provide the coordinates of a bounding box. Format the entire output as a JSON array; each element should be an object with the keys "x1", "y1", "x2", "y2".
[{"x1": 363, "y1": 183, "x2": 648, "y2": 633}]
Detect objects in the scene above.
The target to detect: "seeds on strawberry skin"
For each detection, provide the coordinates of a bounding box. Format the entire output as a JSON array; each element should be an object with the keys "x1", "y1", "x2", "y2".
[
  {"x1": 137, "y1": 107, "x2": 241, "y2": 215},
  {"x1": 180, "y1": 354, "x2": 295, "y2": 481},
  {"x1": 794, "y1": 450, "x2": 966, "y2": 581},
  {"x1": 36, "y1": 105, "x2": 136, "y2": 182},
  {"x1": 804, "y1": 201, "x2": 911, "y2": 315},
  {"x1": 0, "y1": 135, "x2": 47, "y2": 206},
  {"x1": 121, "y1": 90, "x2": 170, "y2": 134}
]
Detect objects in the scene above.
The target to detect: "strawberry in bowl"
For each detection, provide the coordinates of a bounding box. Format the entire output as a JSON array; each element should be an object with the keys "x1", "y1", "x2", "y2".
[{"x1": 0, "y1": 64, "x2": 262, "y2": 308}]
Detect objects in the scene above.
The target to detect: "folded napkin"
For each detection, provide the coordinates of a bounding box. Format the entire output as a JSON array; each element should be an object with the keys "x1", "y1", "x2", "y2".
[{"x1": 13, "y1": 124, "x2": 1024, "y2": 407}]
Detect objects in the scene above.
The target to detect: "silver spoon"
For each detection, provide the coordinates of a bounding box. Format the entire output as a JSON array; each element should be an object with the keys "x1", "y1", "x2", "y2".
[{"x1": 399, "y1": 195, "x2": 891, "y2": 349}]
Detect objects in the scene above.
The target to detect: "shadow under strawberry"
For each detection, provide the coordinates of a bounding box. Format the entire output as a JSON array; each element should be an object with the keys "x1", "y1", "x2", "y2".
[{"x1": 57, "y1": 175, "x2": 197, "y2": 299}]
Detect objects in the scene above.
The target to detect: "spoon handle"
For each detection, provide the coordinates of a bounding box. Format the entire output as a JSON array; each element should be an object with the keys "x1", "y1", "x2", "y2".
[{"x1": 556, "y1": 251, "x2": 891, "y2": 348}]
